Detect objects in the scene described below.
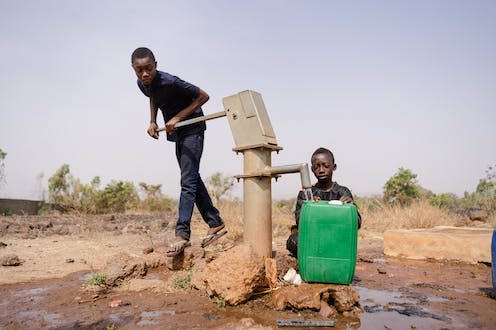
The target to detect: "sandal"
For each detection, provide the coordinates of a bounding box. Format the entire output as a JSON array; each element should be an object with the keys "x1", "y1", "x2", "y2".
[
  {"x1": 201, "y1": 224, "x2": 228, "y2": 248},
  {"x1": 166, "y1": 238, "x2": 191, "y2": 257}
]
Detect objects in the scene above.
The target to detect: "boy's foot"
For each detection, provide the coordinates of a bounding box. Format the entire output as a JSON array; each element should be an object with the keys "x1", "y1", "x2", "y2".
[
  {"x1": 166, "y1": 237, "x2": 191, "y2": 257},
  {"x1": 201, "y1": 224, "x2": 227, "y2": 248}
]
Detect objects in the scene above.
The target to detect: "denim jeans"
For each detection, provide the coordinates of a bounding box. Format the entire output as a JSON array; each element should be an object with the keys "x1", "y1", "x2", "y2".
[{"x1": 174, "y1": 132, "x2": 224, "y2": 240}]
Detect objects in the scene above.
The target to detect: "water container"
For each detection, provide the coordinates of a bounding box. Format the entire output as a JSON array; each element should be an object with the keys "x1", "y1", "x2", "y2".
[
  {"x1": 298, "y1": 201, "x2": 359, "y2": 284},
  {"x1": 492, "y1": 229, "x2": 495, "y2": 296}
]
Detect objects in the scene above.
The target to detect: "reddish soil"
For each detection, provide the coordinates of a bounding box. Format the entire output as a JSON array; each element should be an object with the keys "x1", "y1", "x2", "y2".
[{"x1": 0, "y1": 214, "x2": 495, "y2": 329}]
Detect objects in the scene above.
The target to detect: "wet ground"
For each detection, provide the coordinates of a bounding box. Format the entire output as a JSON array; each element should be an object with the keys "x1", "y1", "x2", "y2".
[{"x1": 0, "y1": 214, "x2": 495, "y2": 329}]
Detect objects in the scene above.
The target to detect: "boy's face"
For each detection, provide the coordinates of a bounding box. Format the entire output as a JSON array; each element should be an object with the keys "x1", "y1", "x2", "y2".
[
  {"x1": 311, "y1": 153, "x2": 336, "y2": 182},
  {"x1": 132, "y1": 56, "x2": 157, "y2": 85}
]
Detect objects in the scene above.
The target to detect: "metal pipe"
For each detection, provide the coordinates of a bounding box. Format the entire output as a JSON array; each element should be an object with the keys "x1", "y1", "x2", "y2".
[
  {"x1": 156, "y1": 110, "x2": 227, "y2": 133},
  {"x1": 243, "y1": 148, "x2": 273, "y2": 258},
  {"x1": 266, "y1": 163, "x2": 313, "y2": 201},
  {"x1": 266, "y1": 163, "x2": 312, "y2": 189}
]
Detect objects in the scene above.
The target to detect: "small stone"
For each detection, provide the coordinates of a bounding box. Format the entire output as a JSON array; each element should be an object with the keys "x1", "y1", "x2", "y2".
[
  {"x1": 66, "y1": 258, "x2": 75, "y2": 263},
  {"x1": 377, "y1": 267, "x2": 387, "y2": 274},
  {"x1": 142, "y1": 247, "x2": 154, "y2": 255},
  {"x1": 0, "y1": 242, "x2": 7, "y2": 248},
  {"x1": 319, "y1": 299, "x2": 337, "y2": 318},
  {"x1": 109, "y1": 299, "x2": 124, "y2": 308},
  {"x1": 1, "y1": 254, "x2": 22, "y2": 266},
  {"x1": 359, "y1": 256, "x2": 374, "y2": 263},
  {"x1": 468, "y1": 209, "x2": 488, "y2": 221}
]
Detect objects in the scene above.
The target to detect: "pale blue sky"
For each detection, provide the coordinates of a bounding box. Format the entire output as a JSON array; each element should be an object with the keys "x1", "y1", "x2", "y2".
[{"x1": 1, "y1": 0, "x2": 495, "y2": 200}]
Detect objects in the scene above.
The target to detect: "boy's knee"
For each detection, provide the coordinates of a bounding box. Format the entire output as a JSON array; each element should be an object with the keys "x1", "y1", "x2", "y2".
[{"x1": 286, "y1": 233, "x2": 298, "y2": 258}]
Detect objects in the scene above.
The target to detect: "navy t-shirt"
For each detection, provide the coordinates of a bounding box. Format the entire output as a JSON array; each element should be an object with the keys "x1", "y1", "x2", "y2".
[{"x1": 137, "y1": 70, "x2": 206, "y2": 142}]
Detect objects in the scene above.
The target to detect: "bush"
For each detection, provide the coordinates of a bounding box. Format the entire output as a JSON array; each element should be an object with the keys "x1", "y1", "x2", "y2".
[
  {"x1": 138, "y1": 182, "x2": 175, "y2": 212},
  {"x1": 206, "y1": 172, "x2": 235, "y2": 202},
  {"x1": 428, "y1": 193, "x2": 460, "y2": 210},
  {"x1": 96, "y1": 181, "x2": 139, "y2": 213},
  {"x1": 48, "y1": 164, "x2": 100, "y2": 213},
  {"x1": 383, "y1": 168, "x2": 420, "y2": 206}
]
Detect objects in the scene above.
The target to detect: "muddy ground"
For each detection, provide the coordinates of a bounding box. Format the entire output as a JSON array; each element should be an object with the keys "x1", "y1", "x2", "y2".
[{"x1": 0, "y1": 214, "x2": 495, "y2": 330}]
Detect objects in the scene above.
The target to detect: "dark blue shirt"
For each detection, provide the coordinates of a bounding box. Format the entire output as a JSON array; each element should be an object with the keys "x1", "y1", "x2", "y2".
[{"x1": 137, "y1": 70, "x2": 206, "y2": 142}]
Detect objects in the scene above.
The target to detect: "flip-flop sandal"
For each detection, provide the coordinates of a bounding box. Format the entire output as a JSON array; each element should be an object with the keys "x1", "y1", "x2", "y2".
[
  {"x1": 166, "y1": 239, "x2": 191, "y2": 257},
  {"x1": 201, "y1": 228, "x2": 228, "y2": 248}
]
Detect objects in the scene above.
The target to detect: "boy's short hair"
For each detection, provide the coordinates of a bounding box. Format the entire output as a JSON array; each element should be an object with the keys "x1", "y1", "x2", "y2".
[
  {"x1": 312, "y1": 147, "x2": 335, "y2": 163},
  {"x1": 131, "y1": 47, "x2": 155, "y2": 63}
]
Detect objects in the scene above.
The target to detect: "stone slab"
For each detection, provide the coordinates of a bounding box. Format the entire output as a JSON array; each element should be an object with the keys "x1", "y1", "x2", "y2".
[{"x1": 383, "y1": 226, "x2": 493, "y2": 263}]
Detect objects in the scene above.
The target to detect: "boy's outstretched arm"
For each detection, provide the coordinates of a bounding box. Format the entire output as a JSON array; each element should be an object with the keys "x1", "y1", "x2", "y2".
[
  {"x1": 165, "y1": 89, "x2": 210, "y2": 133},
  {"x1": 147, "y1": 99, "x2": 159, "y2": 139}
]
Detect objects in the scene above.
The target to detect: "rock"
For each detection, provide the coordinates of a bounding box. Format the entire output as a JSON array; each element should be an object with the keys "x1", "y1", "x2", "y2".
[
  {"x1": 274, "y1": 250, "x2": 299, "y2": 276},
  {"x1": 319, "y1": 299, "x2": 338, "y2": 318},
  {"x1": 468, "y1": 209, "x2": 489, "y2": 222},
  {"x1": 183, "y1": 246, "x2": 205, "y2": 268},
  {"x1": 331, "y1": 285, "x2": 361, "y2": 312},
  {"x1": 191, "y1": 259, "x2": 207, "y2": 291},
  {"x1": 109, "y1": 299, "x2": 124, "y2": 307},
  {"x1": 377, "y1": 267, "x2": 387, "y2": 274},
  {"x1": 142, "y1": 247, "x2": 154, "y2": 255},
  {"x1": 103, "y1": 253, "x2": 147, "y2": 287},
  {"x1": 1, "y1": 254, "x2": 22, "y2": 266},
  {"x1": 165, "y1": 246, "x2": 204, "y2": 271},
  {"x1": 203, "y1": 244, "x2": 266, "y2": 305},
  {"x1": 271, "y1": 283, "x2": 361, "y2": 314},
  {"x1": 265, "y1": 258, "x2": 277, "y2": 289},
  {"x1": 65, "y1": 258, "x2": 75, "y2": 263},
  {"x1": 217, "y1": 317, "x2": 273, "y2": 330},
  {"x1": 0, "y1": 241, "x2": 7, "y2": 248},
  {"x1": 384, "y1": 227, "x2": 493, "y2": 263}
]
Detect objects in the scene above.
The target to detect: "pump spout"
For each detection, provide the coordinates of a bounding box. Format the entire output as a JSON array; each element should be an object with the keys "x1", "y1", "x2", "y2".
[{"x1": 267, "y1": 163, "x2": 313, "y2": 200}]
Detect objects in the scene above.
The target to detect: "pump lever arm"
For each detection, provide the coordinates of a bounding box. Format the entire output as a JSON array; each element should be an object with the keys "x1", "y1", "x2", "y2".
[{"x1": 155, "y1": 111, "x2": 227, "y2": 133}]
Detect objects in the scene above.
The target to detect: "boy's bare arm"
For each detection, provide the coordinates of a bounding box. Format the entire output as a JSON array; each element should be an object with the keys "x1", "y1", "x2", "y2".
[
  {"x1": 165, "y1": 89, "x2": 210, "y2": 133},
  {"x1": 147, "y1": 99, "x2": 159, "y2": 139}
]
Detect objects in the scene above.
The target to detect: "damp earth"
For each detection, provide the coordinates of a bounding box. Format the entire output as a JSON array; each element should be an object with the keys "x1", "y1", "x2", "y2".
[{"x1": 0, "y1": 214, "x2": 495, "y2": 329}]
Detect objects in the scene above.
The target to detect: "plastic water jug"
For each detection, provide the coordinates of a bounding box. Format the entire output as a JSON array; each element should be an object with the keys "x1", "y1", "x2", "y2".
[{"x1": 298, "y1": 201, "x2": 359, "y2": 284}]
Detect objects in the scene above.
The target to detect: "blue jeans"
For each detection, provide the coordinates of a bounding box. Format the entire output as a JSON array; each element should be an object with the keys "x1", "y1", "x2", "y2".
[{"x1": 175, "y1": 133, "x2": 224, "y2": 240}]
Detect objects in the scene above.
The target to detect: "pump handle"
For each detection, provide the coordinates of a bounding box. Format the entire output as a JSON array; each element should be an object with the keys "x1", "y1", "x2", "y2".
[{"x1": 155, "y1": 111, "x2": 227, "y2": 133}]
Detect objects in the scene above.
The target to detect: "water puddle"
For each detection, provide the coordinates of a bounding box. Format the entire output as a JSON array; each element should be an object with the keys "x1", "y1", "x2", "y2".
[
  {"x1": 137, "y1": 309, "x2": 176, "y2": 326},
  {"x1": 356, "y1": 286, "x2": 457, "y2": 329}
]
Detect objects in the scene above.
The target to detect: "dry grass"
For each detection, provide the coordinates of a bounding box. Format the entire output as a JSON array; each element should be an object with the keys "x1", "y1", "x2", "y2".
[
  {"x1": 190, "y1": 199, "x2": 493, "y2": 243},
  {"x1": 359, "y1": 199, "x2": 461, "y2": 233}
]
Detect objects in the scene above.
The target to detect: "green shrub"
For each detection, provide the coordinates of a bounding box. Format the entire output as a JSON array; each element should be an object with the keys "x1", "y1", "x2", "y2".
[
  {"x1": 428, "y1": 193, "x2": 459, "y2": 210},
  {"x1": 383, "y1": 168, "x2": 420, "y2": 206},
  {"x1": 86, "y1": 273, "x2": 107, "y2": 287},
  {"x1": 96, "y1": 181, "x2": 139, "y2": 213}
]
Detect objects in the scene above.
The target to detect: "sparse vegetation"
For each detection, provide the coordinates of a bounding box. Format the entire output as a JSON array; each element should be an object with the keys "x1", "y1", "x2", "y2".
[
  {"x1": 86, "y1": 273, "x2": 107, "y2": 287},
  {"x1": 209, "y1": 296, "x2": 227, "y2": 308},
  {"x1": 41, "y1": 163, "x2": 495, "y2": 236},
  {"x1": 173, "y1": 269, "x2": 192, "y2": 290},
  {"x1": 206, "y1": 172, "x2": 235, "y2": 203},
  {"x1": 47, "y1": 164, "x2": 176, "y2": 214}
]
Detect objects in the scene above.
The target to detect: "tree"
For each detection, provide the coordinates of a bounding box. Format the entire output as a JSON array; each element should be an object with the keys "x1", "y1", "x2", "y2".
[
  {"x1": 0, "y1": 148, "x2": 6, "y2": 189},
  {"x1": 383, "y1": 168, "x2": 420, "y2": 206},
  {"x1": 206, "y1": 172, "x2": 235, "y2": 202}
]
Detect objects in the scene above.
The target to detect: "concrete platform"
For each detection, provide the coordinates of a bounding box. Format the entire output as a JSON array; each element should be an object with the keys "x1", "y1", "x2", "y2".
[{"x1": 383, "y1": 226, "x2": 494, "y2": 263}]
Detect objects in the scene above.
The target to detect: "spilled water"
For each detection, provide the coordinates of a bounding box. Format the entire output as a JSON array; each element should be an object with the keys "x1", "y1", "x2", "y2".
[{"x1": 356, "y1": 286, "x2": 459, "y2": 329}]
